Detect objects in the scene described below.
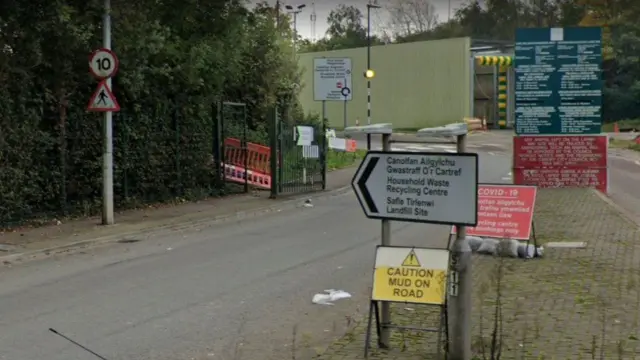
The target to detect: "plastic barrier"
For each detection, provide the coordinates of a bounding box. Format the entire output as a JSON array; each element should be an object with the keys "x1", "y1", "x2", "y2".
[{"x1": 222, "y1": 138, "x2": 273, "y2": 189}]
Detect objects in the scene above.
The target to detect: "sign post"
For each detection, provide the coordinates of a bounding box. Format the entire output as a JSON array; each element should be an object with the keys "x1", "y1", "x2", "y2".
[
  {"x1": 87, "y1": 0, "x2": 120, "y2": 225},
  {"x1": 313, "y1": 58, "x2": 352, "y2": 131},
  {"x1": 350, "y1": 123, "x2": 479, "y2": 355},
  {"x1": 417, "y1": 123, "x2": 474, "y2": 360},
  {"x1": 313, "y1": 58, "x2": 353, "y2": 102}
]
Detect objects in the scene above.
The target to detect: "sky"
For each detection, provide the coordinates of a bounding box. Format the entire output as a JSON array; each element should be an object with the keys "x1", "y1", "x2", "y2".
[{"x1": 252, "y1": 0, "x2": 471, "y2": 40}]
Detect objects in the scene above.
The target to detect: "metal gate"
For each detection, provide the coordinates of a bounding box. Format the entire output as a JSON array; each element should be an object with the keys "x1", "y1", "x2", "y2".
[
  {"x1": 212, "y1": 101, "x2": 250, "y2": 195},
  {"x1": 269, "y1": 106, "x2": 327, "y2": 197}
]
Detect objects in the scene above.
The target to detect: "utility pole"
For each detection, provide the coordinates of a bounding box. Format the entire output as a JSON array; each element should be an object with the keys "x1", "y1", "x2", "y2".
[{"x1": 102, "y1": 0, "x2": 114, "y2": 225}]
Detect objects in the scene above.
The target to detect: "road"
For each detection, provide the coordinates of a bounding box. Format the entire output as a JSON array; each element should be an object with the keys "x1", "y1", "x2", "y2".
[
  {"x1": 0, "y1": 149, "x2": 512, "y2": 360},
  {"x1": 608, "y1": 152, "x2": 640, "y2": 223}
]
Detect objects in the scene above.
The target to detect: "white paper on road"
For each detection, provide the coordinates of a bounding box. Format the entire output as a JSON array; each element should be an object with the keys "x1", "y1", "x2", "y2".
[{"x1": 312, "y1": 289, "x2": 351, "y2": 305}]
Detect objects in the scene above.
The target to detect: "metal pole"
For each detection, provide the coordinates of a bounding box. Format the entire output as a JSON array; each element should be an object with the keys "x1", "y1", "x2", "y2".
[
  {"x1": 366, "y1": 5, "x2": 372, "y2": 150},
  {"x1": 448, "y1": 133, "x2": 471, "y2": 360},
  {"x1": 102, "y1": 0, "x2": 114, "y2": 225},
  {"x1": 492, "y1": 64, "x2": 498, "y2": 129},
  {"x1": 321, "y1": 100, "x2": 327, "y2": 190},
  {"x1": 343, "y1": 100, "x2": 347, "y2": 128},
  {"x1": 379, "y1": 132, "x2": 391, "y2": 348}
]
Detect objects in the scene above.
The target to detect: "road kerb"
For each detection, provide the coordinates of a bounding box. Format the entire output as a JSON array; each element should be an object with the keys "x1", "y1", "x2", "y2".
[
  {"x1": 592, "y1": 188, "x2": 640, "y2": 228},
  {"x1": 1, "y1": 185, "x2": 353, "y2": 263}
]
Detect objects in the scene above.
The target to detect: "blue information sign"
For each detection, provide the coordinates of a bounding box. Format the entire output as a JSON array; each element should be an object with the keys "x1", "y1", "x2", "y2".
[{"x1": 514, "y1": 27, "x2": 602, "y2": 135}]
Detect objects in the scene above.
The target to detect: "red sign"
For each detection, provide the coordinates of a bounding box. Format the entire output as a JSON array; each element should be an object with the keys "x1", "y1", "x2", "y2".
[
  {"x1": 513, "y1": 135, "x2": 608, "y2": 193},
  {"x1": 452, "y1": 184, "x2": 536, "y2": 240},
  {"x1": 514, "y1": 135, "x2": 607, "y2": 168},
  {"x1": 513, "y1": 167, "x2": 607, "y2": 193},
  {"x1": 336, "y1": 82, "x2": 343, "y2": 88}
]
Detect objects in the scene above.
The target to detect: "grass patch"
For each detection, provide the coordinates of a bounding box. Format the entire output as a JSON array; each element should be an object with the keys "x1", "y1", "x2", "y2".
[
  {"x1": 602, "y1": 119, "x2": 640, "y2": 132},
  {"x1": 608, "y1": 138, "x2": 640, "y2": 151},
  {"x1": 326, "y1": 149, "x2": 366, "y2": 171}
]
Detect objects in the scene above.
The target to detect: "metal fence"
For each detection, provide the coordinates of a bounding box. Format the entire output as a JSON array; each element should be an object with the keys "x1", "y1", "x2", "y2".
[{"x1": 272, "y1": 106, "x2": 327, "y2": 196}]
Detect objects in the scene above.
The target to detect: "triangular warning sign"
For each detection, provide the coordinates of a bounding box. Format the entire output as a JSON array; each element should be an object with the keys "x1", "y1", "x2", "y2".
[
  {"x1": 401, "y1": 249, "x2": 421, "y2": 267},
  {"x1": 87, "y1": 80, "x2": 120, "y2": 112}
]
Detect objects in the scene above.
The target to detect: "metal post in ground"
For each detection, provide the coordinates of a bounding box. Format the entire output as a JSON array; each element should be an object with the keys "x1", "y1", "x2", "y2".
[
  {"x1": 101, "y1": 0, "x2": 114, "y2": 225},
  {"x1": 448, "y1": 132, "x2": 471, "y2": 360},
  {"x1": 379, "y1": 131, "x2": 391, "y2": 347}
]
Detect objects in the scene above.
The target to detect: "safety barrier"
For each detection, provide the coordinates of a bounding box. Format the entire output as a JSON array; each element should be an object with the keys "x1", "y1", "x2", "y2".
[
  {"x1": 223, "y1": 138, "x2": 273, "y2": 189},
  {"x1": 475, "y1": 55, "x2": 513, "y2": 67}
]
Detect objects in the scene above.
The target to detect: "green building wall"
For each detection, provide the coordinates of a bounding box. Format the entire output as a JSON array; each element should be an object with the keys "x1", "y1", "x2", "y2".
[{"x1": 297, "y1": 37, "x2": 472, "y2": 130}]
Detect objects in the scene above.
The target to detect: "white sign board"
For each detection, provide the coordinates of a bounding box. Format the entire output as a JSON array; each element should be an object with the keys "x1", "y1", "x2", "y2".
[
  {"x1": 313, "y1": 58, "x2": 352, "y2": 101},
  {"x1": 295, "y1": 126, "x2": 314, "y2": 146},
  {"x1": 352, "y1": 151, "x2": 479, "y2": 226}
]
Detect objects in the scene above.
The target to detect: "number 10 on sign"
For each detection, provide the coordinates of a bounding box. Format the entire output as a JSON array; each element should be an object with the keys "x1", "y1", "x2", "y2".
[{"x1": 89, "y1": 48, "x2": 119, "y2": 79}]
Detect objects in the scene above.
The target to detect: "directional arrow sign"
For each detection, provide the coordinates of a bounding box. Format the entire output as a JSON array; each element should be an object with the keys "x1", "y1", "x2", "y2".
[{"x1": 352, "y1": 151, "x2": 479, "y2": 226}]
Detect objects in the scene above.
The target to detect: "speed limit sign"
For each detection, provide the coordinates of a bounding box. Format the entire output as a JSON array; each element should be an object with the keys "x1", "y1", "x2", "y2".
[{"x1": 88, "y1": 48, "x2": 119, "y2": 79}]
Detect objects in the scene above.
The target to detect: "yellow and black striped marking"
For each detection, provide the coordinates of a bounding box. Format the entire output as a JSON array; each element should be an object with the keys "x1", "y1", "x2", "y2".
[
  {"x1": 498, "y1": 65, "x2": 508, "y2": 128},
  {"x1": 475, "y1": 56, "x2": 513, "y2": 67}
]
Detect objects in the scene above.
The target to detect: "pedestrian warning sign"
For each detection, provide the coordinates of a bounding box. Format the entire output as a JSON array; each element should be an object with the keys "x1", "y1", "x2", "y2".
[
  {"x1": 87, "y1": 80, "x2": 120, "y2": 112},
  {"x1": 372, "y1": 246, "x2": 448, "y2": 305},
  {"x1": 401, "y1": 249, "x2": 421, "y2": 267}
]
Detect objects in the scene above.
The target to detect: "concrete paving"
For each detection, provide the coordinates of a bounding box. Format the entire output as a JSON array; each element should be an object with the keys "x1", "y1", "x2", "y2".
[{"x1": 0, "y1": 150, "x2": 512, "y2": 360}]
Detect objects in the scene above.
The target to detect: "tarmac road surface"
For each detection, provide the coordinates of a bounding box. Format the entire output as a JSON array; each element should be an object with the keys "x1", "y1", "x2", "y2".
[{"x1": 0, "y1": 150, "x2": 510, "y2": 360}]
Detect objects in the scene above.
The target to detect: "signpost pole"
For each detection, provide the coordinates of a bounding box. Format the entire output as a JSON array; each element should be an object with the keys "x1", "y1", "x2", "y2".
[
  {"x1": 102, "y1": 0, "x2": 114, "y2": 225},
  {"x1": 379, "y1": 132, "x2": 392, "y2": 348},
  {"x1": 448, "y1": 132, "x2": 471, "y2": 360},
  {"x1": 343, "y1": 99, "x2": 347, "y2": 129}
]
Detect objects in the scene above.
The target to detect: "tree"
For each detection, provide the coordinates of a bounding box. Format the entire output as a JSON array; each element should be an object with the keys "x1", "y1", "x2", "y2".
[
  {"x1": 299, "y1": 4, "x2": 380, "y2": 52},
  {"x1": 385, "y1": 0, "x2": 439, "y2": 38},
  {"x1": 0, "y1": 0, "x2": 302, "y2": 225}
]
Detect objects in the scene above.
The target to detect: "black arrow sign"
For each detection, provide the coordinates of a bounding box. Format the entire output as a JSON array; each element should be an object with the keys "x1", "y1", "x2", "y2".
[{"x1": 358, "y1": 157, "x2": 379, "y2": 213}]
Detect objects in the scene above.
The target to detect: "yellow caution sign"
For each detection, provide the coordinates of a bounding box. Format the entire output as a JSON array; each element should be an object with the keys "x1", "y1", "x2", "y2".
[{"x1": 372, "y1": 246, "x2": 449, "y2": 305}]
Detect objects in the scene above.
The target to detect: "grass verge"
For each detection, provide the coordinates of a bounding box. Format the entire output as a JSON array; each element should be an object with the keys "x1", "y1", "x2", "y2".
[
  {"x1": 326, "y1": 149, "x2": 366, "y2": 171},
  {"x1": 608, "y1": 138, "x2": 640, "y2": 151},
  {"x1": 602, "y1": 119, "x2": 640, "y2": 132}
]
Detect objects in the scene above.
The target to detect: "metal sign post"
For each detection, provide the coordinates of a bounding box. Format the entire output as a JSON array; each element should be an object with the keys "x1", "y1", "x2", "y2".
[
  {"x1": 351, "y1": 123, "x2": 479, "y2": 354},
  {"x1": 87, "y1": 0, "x2": 119, "y2": 226},
  {"x1": 417, "y1": 123, "x2": 473, "y2": 360},
  {"x1": 346, "y1": 123, "x2": 393, "y2": 347}
]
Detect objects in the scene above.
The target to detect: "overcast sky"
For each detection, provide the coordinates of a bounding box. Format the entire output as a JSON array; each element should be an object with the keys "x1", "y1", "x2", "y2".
[{"x1": 252, "y1": 0, "x2": 471, "y2": 40}]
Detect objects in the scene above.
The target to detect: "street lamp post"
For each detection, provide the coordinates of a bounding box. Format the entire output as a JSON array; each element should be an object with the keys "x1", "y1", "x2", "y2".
[
  {"x1": 366, "y1": 1, "x2": 380, "y2": 150},
  {"x1": 285, "y1": 4, "x2": 306, "y2": 54}
]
